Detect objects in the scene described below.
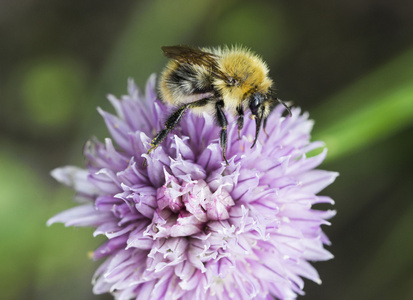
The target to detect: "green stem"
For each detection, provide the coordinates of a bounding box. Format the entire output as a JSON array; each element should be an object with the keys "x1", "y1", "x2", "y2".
[{"x1": 312, "y1": 47, "x2": 413, "y2": 162}]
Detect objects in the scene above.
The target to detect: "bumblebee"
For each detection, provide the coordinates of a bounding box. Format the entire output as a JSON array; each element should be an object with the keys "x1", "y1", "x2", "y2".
[{"x1": 147, "y1": 45, "x2": 291, "y2": 164}]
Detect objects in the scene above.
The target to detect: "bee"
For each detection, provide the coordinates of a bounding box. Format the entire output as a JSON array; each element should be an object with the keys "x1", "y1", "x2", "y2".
[{"x1": 146, "y1": 45, "x2": 291, "y2": 165}]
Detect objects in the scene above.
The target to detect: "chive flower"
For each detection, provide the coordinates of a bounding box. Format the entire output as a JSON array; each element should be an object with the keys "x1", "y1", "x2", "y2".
[{"x1": 48, "y1": 75, "x2": 337, "y2": 299}]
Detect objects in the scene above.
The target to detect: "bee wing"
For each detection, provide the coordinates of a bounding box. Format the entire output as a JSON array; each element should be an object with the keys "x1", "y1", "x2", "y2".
[
  {"x1": 162, "y1": 45, "x2": 229, "y2": 82},
  {"x1": 162, "y1": 45, "x2": 217, "y2": 66}
]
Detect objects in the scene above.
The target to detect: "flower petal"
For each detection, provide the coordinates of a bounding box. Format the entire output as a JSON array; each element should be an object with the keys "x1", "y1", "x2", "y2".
[
  {"x1": 47, "y1": 204, "x2": 112, "y2": 227},
  {"x1": 49, "y1": 77, "x2": 337, "y2": 300}
]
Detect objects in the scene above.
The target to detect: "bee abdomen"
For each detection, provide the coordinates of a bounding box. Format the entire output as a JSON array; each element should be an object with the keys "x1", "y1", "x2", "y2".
[{"x1": 161, "y1": 63, "x2": 214, "y2": 105}]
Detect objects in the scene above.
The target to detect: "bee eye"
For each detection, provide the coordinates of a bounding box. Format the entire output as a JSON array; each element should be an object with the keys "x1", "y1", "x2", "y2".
[{"x1": 249, "y1": 93, "x2": 265, "y2": 116}]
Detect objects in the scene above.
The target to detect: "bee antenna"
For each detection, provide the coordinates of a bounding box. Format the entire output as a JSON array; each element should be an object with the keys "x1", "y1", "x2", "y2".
[{"x1": 277, "y1": 98, "x2": 292, "y2": 117}]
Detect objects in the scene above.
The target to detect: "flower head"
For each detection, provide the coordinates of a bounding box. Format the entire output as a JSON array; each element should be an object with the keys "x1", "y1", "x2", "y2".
[{"x1": 48, "y1": 75, "x2": 337, "y2": 299}]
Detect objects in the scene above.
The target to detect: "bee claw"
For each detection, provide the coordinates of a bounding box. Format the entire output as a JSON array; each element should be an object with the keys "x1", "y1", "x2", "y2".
[
  {"x1": 143, "y1": 146, "x2": 154, "y2": 167},
  {"x1": 222, "y1": 152, "x2": 229, "y2": 166}
]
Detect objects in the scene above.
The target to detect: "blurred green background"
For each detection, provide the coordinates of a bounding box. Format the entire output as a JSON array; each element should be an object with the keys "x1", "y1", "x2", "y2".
[{"x1": 1, "y1": 0, "x2": 413, "y2": 299}]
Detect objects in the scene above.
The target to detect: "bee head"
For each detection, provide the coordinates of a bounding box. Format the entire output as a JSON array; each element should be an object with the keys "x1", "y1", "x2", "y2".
[
  {"x1": 248, "y1": 92, "x2": 266, "y2": 118},
  {"x1": 248, "y1": 92, "x2": 292, "y2": 149}
]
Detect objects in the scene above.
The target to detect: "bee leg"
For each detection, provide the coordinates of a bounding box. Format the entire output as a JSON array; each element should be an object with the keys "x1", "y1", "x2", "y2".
[
  {"x1": 263, "y1": 117, "x2": 269, "y2": 137},
  {"x1": 251, "y1": 110, "x2": 264, "y2": 149},
  {"x1": 146, "y1": 107, "x2": 186, "y2": 157},
  {"x1": 147, "y1": 129, "x2": 169, "y2": 154},
  {"x1": 216, "y1": 100, "x2": 229, "y2": 165},
  {"x1": 260, "y1": 98, "x2": 291, "y2": 140},
  {"x1": 144, "y1": 97, "x2": 212, "y2": 165},
  {"x1": 236, "y1": 105, "x2": 244, "y2": 140}
]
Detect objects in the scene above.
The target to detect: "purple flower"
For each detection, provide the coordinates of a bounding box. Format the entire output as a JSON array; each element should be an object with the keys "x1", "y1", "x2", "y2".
[{"x1": 48, "y1": 75, "x2": 337, "y2": 299}]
